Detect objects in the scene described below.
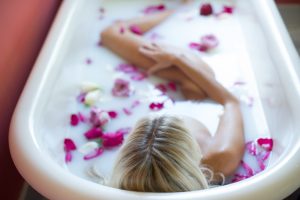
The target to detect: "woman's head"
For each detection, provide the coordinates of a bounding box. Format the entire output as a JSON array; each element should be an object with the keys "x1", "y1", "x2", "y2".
[{"x1": 110, "y1": 115, "x2": 209, "y2": 192}]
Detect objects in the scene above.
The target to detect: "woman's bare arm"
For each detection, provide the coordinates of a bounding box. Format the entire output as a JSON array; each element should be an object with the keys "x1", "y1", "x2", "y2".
[
  {"x1": 100, "y1": 11, "x2": 210, "y2": 100},
  {"x1": 140, "y1": 44, "x2": 244, "y2": 177}
]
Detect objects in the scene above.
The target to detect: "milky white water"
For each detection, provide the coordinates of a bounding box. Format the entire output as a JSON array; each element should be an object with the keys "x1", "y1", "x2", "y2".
[{"x1": 38, "y1": 0, "x2": 271, "y2": 185}]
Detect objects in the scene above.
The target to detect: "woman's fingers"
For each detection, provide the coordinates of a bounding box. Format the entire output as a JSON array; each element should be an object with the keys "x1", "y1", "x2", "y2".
[
  {"x1": 139, "y1": 46, "x2": 157, "y2": 58},
  {"x1": 147, "y1": 62, "x2": 172, "y2": 75}
]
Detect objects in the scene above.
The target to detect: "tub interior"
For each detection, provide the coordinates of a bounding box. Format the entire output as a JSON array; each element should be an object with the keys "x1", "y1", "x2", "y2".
[{"x1": 30, "y1": 0, "x2": 298, "y2": 188}]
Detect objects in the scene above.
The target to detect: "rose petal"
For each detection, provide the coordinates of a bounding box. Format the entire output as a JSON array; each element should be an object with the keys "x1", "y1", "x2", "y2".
[
  {"x1": 65, "y1": 151, "x2": 73, "y2": 163},
  {"x1": 189, "y1": 42, "x2": 201, "y2": 49},
  {"x1": 130, "y1": 72, "x2": 147, "y2": 81},
  {"x1": 70, "y1": 114, "x2": 79, "y2": 126},
  {"x1": 123, "y1": 108, "x2": 132, "y2": 116},
  {"x1": 223, "y1": 5, "x2": 234, "y2": 14},
  {"x1": 77, "y1": 92, "x2": 86, "y2": 103},
  {"x1": 116, "y1": 63, "x2": 137, "y2": 73},
  {"x1": 112, "y1": 78, "x2": 131, "y2": 97},
  {"x1": 168, "y1": 82, "x2": 177, "y2": 92},
  {"x1": 78, "y1": 112, "x2": 86, "y2": 123},
  {"x1": 200, "y1": 3, "x2": 213, "y2": 16},
  {"x1": 84, "y1": 128, "x2": 103, "y2": 140},
  {"x1": 83, "y1": 147, "x2": 104, "y2": 160},
  {"x1": 131, "y1": 100, "x2": 140, "y2": 109},
  {"x1": 102, "y1": 132, "x2": 124, "y2": 148},
  {"x1": 143, "y1": 4, "x2": 166, "y2": 14},
  {"x1": 79, "y1": 141, "x2": 100, "y2": 154},
  {"x1": 257, "y1": 138, "x2": 273, "y2": 151},
  {"x1": 241, "y1": 160, "x2": 254, "y2": 176},
  {"x1": 155, "y1": 83, "x2": 168, "y2": 94},
  {"x1": 245, "y1": 141, "x2": 257, "y2": 156},
  {"x1": 201, "y1": 34, "x2": 219, "y2": 49},
  {"x1": 149, "y1": 102, "x2": 164, "y2": 111},
  {"x1": 129, "y1": 25, "x2": 143, "y2": 35},
  {"x1": 64, "y1": 138, "x2": 77, "y2": 152},
  {"x1": 108, "y1": 111, "x2": 118, "y2": 119}
]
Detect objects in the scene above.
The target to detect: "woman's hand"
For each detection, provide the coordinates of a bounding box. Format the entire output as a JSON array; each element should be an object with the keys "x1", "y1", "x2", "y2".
[{"x1": 139, "y1": 43, "x2": 178, "y2": 74}]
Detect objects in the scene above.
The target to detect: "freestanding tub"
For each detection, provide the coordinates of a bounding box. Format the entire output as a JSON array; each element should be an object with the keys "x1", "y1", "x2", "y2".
[{"x1": 9, "y1": 0, "x2": 300, "y2": 199}]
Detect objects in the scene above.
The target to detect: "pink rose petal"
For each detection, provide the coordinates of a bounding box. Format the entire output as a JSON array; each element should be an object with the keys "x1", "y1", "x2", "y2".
[
  {"x1": 231, "y1": 173, "x2": 249, "y2": 183},
  {"x1": 70, "y1": 114, "x2": 79, "y2": 126},
  {"x1": 84, "y1": 128, "x2": 103, "y2": 140},
  {"x1": 112, "y1": 78, "x2": 131, "y2": 97},
  {"x1": 201, "y1": 34, "x2": 219, "y2": 49},
  {"x1": 77, "y1": 92, "x2": 86, "y2": 103},
  {"x1": 78, "y1": 112, "x2": 86, "y2": 123},
  {"x1": 123, "y1": 108, "x2": 132, "y2": 116},
  {"x1": 129, "y1": 25, "x2": 143, "y2": 35},
  {"x1": 245, "y1": 141, "x2": 257, "y2": 156},
  {"x1": 86, "y1": 58, "x2": 92, "y2": 65},
  {"x1": 241, "y1": 160, "x2": 254, "y2": 176},
  {"x1": 116, "y1": 63, "x2": 137, "y2": 73},
  {"x1": 200, "y1": 3, "x2": 213, "y2": 16},
  {"x1": 149, "y1": 102, "x2": 164, "y2": 111},
  {"x1": 131, "y1": 100, "x2": 141, "y2": 109},
  {"x1": 257, "y1": 138, "x2": 273, "y2": 151},
  {"x1": 189, "y1": 42, "x2": 201, "y2": 49},
  {"x1": 102, "y1": 132, "x2": 124, "y2": 148},
  {"x1": 65, "y1": 151, "x2": 73, "y2": 163},
  {"x1": 83, "y1": 147, "x2": 104, "y2": 160},
  {"x1": 143, "y1": 4, "x2": 166, "y2": 14},
  {"x1": 130, "y1": 72, "x2": 147, "y2": 81}
]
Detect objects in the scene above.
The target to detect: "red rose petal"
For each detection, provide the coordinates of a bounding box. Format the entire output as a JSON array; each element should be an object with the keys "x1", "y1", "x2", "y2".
[
  {"x1": 155, "y1": 83, "x2": 168, "y2": 94},
  {"x1": 108, "y1": 111, "x2": 118, "y2": 119},
  {"x1": 189, "y1": 42, "x2": 201, "y2": 49},
  {"x1": 102, "y1": 132, "x2": 124, "y2": 148},
  {"x1": 223, "y1": 5, "x2": 234, "y2": 14},
  {"x1": 83, "y1": 147, "x2": 104, "y2": 160},
  {"x1": 64, "y1": 138, "x2": 77, "y2": 152},
  {"x1": 200, "y1": 3, "x2": 213, "y2": 16},
  {"x1": 149, "y1": 102, "x2": 164, "y2": 111},
  {"x1": 257, "y1": 138, "x2": 273, "y2": 151},
  {"x1": 70, "y1": 114, "x2": 79, "y2": 126},
  {"x1": 168, "y1": 82, "x2": 177, "y2": 92},
  {"x1": 84, "y1": 128, "x2": 103, "y2": 140}
]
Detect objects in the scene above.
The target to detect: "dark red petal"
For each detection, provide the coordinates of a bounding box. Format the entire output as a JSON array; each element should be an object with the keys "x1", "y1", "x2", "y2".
[
  {"x1": 70, "y1": 114, "x2": 79, "y2": 126},
  {"x1": 223, "y1": 6, "x2": 234, "y2": 14},
  {"x1": 200, "y1": 3, "x2": 213, "y2": 16},
  {"x1": 168, "y1": 82, "x2": 177, "y2": 92},
  {"x1": 143, "y1": 4, "x2": 166, "y2": 14},
  {"x1": 102, "y1": 132, "x2": 124, "y2": 148},
  {"x1": 149, "y1": 102, "x2": 164, "y2": 111},
  {"x1": 84, "y1": 128, "x2": 103, "y2": 140},
  {"x1": 64, "y1": 138, "x2": 77, "y2": 152},
  {"x1": 257, "y1": 138, "x2": 273, "y2": 151}
]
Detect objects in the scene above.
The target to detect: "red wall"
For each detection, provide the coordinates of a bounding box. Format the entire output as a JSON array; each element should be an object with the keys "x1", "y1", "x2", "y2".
[{"x1": 0, "y1": 0, "x2": 61, "y2": 199}]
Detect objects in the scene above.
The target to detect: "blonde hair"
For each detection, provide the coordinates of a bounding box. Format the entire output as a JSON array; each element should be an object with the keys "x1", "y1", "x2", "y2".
[{"x1": 110, "y1": 115, "x2": 210, "y2": 192}]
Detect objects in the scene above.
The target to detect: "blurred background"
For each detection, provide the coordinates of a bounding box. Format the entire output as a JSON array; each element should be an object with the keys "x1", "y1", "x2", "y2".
[{"x1": 0, "y1": 0, "x2": 299, "y2": 199}]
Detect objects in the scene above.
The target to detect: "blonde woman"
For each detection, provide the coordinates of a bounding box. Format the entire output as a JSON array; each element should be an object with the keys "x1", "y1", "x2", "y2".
[{"x1": 101, "y1": 9, "x2": 244, "y2": 192}]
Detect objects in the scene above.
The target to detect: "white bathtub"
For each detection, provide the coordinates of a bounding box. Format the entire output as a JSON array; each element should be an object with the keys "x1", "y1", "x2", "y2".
[{"x1": 9, "y1": 0, "x2": 300, "y2": 199}]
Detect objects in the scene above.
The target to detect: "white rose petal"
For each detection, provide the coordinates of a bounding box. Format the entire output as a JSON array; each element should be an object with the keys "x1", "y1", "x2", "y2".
[
  {"x1": 79, "y1": 142, "x2": 99, "y2": 154},
  {"x1": 81, "y1": 82, "x2": 101, "y2": 93},
  {"x1": 85, "y1": 90, "x2": 101, "y2": 106}
]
